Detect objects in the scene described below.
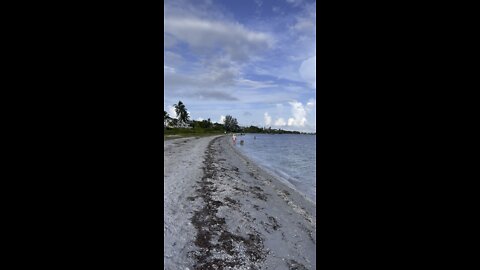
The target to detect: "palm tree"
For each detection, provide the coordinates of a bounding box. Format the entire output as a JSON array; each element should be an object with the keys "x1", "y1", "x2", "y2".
[
  {"x1": 173, "y1": 101, "x2": 189, "y2": 125},
  {"x1": 164, "y1": 111, "x2": 172, "y2": 127}
]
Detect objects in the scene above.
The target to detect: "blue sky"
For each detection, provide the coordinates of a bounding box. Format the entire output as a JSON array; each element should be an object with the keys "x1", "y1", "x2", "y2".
[{"x1": 164, "y1": 0, "x2": 316, "y2": 132}]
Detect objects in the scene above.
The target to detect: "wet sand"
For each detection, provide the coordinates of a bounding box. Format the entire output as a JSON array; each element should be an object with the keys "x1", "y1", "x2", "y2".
[{"x1": 164, "y1": 135, "x2": 316, "y2": 270}]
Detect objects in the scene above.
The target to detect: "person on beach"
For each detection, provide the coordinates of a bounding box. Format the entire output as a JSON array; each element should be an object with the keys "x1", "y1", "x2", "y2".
[{"x1": 232, "y1": 133, "x2": 236, "y2": 144}]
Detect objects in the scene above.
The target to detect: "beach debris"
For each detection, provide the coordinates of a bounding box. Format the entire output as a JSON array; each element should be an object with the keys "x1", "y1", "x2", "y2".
[
  {"x1": 267, "y1": 216, "x2": 281, "y2": 231},
  {"x1": 189, "y1": 137, "x2": 267, "y2": 269},
  {"x1": 173, "y1": 135, "x2": 315, "y2": 269},
  {"x1": 277, "y1": 190, "x2": 315, "y2": 228},
  {"x1": 287, "y1": 259, "x2": 308, "y2": 270},
  {"x1": 224, "y1": 197, "x2": 239, "y2": 207}
]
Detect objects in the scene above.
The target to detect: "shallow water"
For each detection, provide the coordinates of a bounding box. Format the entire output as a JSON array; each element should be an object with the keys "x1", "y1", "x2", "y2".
[{"x1": 234, "y1": 134, "x2": 316, "y2": 202}]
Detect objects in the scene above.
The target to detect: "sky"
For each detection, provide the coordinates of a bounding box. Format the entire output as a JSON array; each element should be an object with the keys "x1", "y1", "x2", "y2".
[{"x1": 164, "y1": 0, "x2": 316, "y2": 132}]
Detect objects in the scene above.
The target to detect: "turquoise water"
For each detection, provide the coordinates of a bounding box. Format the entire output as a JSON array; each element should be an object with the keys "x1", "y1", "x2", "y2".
[{"x1": 234, "y1": 134, "x2": 316, "y2": 202}]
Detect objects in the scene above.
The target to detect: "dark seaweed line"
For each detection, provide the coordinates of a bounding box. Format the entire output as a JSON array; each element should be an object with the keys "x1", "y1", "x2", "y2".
[{"x1": 189, "y1": 137, "x2": 266, "y2": 270}]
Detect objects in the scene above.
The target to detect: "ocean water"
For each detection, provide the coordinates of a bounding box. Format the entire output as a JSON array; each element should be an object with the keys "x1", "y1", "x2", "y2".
[{"x1": 233, "y1": 134, "x2": 316, "y2": 202}]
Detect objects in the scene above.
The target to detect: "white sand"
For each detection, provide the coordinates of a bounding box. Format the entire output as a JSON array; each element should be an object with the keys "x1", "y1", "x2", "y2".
[{"x1": 164, "y1": 135, "x2": 316, "y2": 270}]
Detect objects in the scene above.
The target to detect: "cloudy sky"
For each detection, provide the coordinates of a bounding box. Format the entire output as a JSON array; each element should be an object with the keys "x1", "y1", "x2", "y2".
[{"x1": 164, "y1": 0, "x2": 316, "y2": 132}]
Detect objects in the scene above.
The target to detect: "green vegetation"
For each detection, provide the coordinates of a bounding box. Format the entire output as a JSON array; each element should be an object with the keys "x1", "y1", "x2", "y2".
[
  {"x1": 223, "y1": 115, "x2": 240, "y2": 132},
  {"x1": 164, "y1": 126, "x2": 224, "y2": 136},
  {"x1": 164, "y1": 122, "x2": 225, "y2": 140},
  {"x1": 243, "y1": 126, "x2": 314, "y2": 135},
  {"x1": 164, "y1": 111, "x2": 172, "y2": 127},
  {"x1": 164, "y1": 100, "x2": 315, "y2": 140},
  {"x1": 173, "y1": 101, "x2": 189, "y2": 124}
]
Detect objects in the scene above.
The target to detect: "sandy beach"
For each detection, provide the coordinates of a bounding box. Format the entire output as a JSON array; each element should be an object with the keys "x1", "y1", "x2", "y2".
[{"x1": 164, "y1": 135, "x2": 316, "y2": 270}]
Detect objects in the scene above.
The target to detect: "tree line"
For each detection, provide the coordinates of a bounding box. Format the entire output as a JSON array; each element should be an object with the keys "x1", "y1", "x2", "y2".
[{"x1": 164, "y1": 100, "x2": 315, "y2": 135}]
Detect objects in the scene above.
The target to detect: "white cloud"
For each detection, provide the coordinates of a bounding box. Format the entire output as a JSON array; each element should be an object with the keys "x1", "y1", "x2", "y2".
[
  {"x1": 168, "y1": 105, "x2": 177, "y2": 118},
  {"x1": 164, "y1": 17, "x2": 273, "y2": 62},
  {"x1": 197, "y1": 117, "x2": 204, "y2": 121},
  {"x1": 293, "y1": 19, "x2": 315, "y2": 32},
  {"x1": 287, "y1": 100, "x2": 307, "y2": 127},
  {"x1": 306, "y1": 98, "x2": 316, "y2": 129},
  {"x1": 306, "y1": 98, "x2": 316, "y2": 109},
  {"x1": 164, "y1": 65, "x2": 176, "y2": 73},
  {"x1": 218, "y1": 115, "x2": 226, "y2": 124},
  {"x1": 164, "y1": 51, "x2": 184, "y2": 67},
  {"x1": 165, "y1": 54, "x2": 250, "y2": 101},
  {"x1": 164, "y1": 68, "x2": 240, "y2": 101},
  {"x1": 236, "y1": 78, "x2": 277, "y2": 89},
  {"x1": 286, "y1": 0, "x2": 302, "y2": 5},
  {"x1": 264, "y1": 112, "x2": 272, "y2": 126},
  {"x1": 163, "y1": 0, "x2": 316, "y2": 132},
  {"x1": 299, "y1": 56, "x2": 316, "y2": 89},
  {"x1": 253, "y1": 64, "x2": 305, "y2": 85},
  {"x1": 291, "y1": 3, "x2": 315, "y2": 33},
  {"x1": 274, "y1": 118, "x2": 286, "y2": 126}
]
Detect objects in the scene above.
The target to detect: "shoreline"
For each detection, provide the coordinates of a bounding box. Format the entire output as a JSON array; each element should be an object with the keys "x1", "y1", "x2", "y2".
[
  {"x1": 164, "y1": 135, "x2": 316, "y2": 269},
  {"x1": 225, "y1": 136, "x2": 317, "y2": 206}
]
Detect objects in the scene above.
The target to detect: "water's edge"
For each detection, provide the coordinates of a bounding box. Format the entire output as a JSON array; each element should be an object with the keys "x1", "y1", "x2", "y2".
[{"x1": 225, "y1": 136, "x2": 316, "y2": 206}]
